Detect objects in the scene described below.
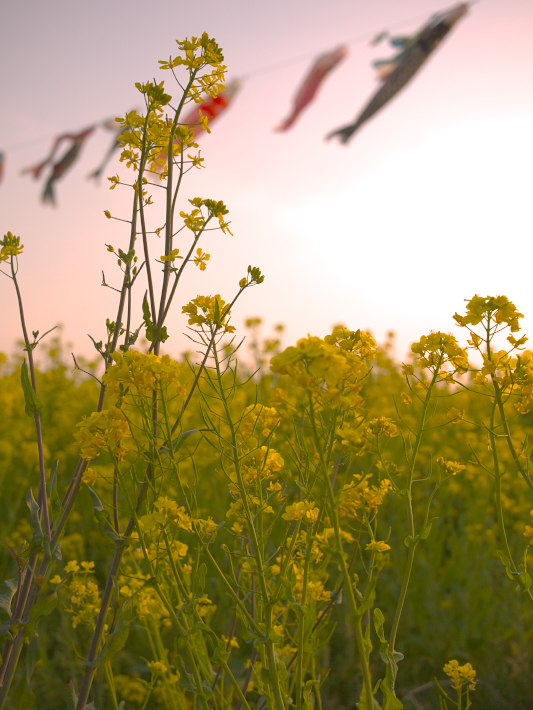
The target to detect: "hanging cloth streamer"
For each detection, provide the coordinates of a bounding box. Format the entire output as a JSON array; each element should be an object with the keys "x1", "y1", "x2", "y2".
[
  {"x1": 88, "y1": 118, "x2": 125, "y2": 181},
  {"x1": 180, "y1": 78, "x2": 242, "y2": 140},
  {"x1": 326, "y1": 3, "x2": 469, "y2": 145},
  {"x1": 275, "y1": 45, "x2": 348, "y2": 131},
  {"x1": 22, "y1": 126, "x2": 96, "y2": 205}
]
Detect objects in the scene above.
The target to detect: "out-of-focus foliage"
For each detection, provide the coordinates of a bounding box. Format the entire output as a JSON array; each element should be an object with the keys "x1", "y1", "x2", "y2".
[{"x1": 1, "y1": 316, "x2": 532, "y2": 709}]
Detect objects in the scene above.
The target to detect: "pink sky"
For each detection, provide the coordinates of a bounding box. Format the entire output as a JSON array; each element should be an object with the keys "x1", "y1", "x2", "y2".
[{"x1": 1, "y1": 0, "x2": 532, "y2": 364}]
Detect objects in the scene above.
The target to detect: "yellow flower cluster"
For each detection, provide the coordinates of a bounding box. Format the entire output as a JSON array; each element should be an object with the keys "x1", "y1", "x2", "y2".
[
  {"x1": 51, "y1": 560, "x2": 100, "y2": 629},
  {"x1": 411, "y1": 332, "x2": 469, "y2": 374},
  {"x1": 0, "y1": 231, "x2": 24, "y2": 262},
  {"x1": 271, "y1": 327, "x2": 376, "y2": 390},
  {"x1": 159, "y1": 33, "x2": 225, "y2": 72},
  {"x1": 443, "y1": 659, "x2": 477, "y2": 690},
  {"x1": 454, "y1": 294, "x2": 523, "y2": 333},
  {"x1": 365, "y1": 416, "x2": 400, "y2": 439},
  {"x1": 228, "y1": 446, "x2": 284, "y2": 494},
  {"x1": 182, "y1": 294, "x2": 235, "y2": 333},
  {"x1": 340, "y1": 474, "x2": 392, "y2": 519},
  {"x1": 523, "y1": 524, "x2": 533, "y2": 544},
  {"x1": 281, "y1": 500, "x2": 319, "y2": 524},
  {"x1": 337, "y1": 417, "x2": 399, "y2": 456},
  {"x1": 292, "y1": 563, "x2": 330, "y2": 602},
  {"x1": 140, "y1": 496, "x2": 193, "y2": 532},
  {"x1": 102, "y1": 350, "x2": 188, "y2": 396},
  {"x1": 240, "y1": 404, "x2": 281, "y2": 439},
  {"x1": 437, "y1": 457, "x2": 466, "y2": 476},
  {"x1": 74, "y1": 407, "x2": 131, "y2": 461},
  {"x1": 366, "y1": 540, "x2": 391, "y2": 553},
  {"x1": 160, "y1": 248, "x2": 183, "y2": 263},
  {"x1": 510, "y1": 351, "x2": 533, "y2": 413},
  {"x1": 180, "y1": 197, "x2": 232, "y2": 234}
]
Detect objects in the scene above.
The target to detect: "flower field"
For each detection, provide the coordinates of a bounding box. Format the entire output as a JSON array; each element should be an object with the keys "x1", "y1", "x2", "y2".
[{"x1": 1, "y1": 34, "x2": 532, "y2": 710}]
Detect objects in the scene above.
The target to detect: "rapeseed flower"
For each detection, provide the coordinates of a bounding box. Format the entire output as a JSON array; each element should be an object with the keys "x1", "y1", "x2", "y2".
[{"x1": 443, "y1": 659, "x2": 477, "y2": 690}]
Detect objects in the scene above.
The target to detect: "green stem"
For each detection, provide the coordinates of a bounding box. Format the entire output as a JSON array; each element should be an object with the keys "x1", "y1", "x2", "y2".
[
  {"x1": 388, "y1": 361, "x2": 441, "y2": 655},
  {"x1": 307, "y1": 394, "x2": 373, "y2": 710},
  {"x1": 211, "y1": 337, "x2": 285, "y2": 710}
]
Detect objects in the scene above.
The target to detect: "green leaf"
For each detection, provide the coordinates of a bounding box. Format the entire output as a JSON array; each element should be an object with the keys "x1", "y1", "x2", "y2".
[
  {"x1": 374, "y1": 608, "x2": 386, "y2": 642},
  {"x1": 20, "y1": 360, "x2": 44, "y2": 418},
  {"x1": 10, "y1": 680, "x2": 35, "y2": 710},
  {"x1": 87, "y1": 486, "x2": 127, "y2": 547},
  {"x1": 142, "y1": 292, "x2": 153, "y2": 328},
  {"x1": 174, "y1": 654, "x2": 202, "y2": 694},
  {"x1": 379, "y1": 655, "x2": 404, "y2": 709},
  {"x1": 49, "y1": 459, "x2": 63, "y2": 527},
  {"x1": 403, "y1": 535, "x2": 417, "y2": 548},
  {"x1": 260, "y1": 665, "x2": 272, "y2": 687},
  {"x1": 253, "y1": 634, "x2": 270, "y2": 649},
  {"x1": 0, "y1": 577, "x2": 18, "y2": 638},
  {"x1": 496, "y1": 550, "x2": 516, "y2": 581},
  {"x1": 276, "y1": 659, "x2": 288, "y2": 681},
  {"x1": 25, "y1": 634, "x2": 40, "y2": 684},
  {"x1": 160, "y1": 429, "x2": 211, "y2": 456},
  {"x1": 90, "y1": 611, "x2": 131, "y2": 668},
  {"x1": 210, "y1": 638, "x2": 231, "y2": 665},
  {"x1": 268, "y1": 627, "x2": 284, "y2": 643},
  {"x1": 26, "y1": 488, "x2": 43, "y2": 543},
  {"x1": 235, "y1": 607, "x2": 258, "y2": 642},
  {"x1": 420, "y1": 517, "x2": 439, "y2": 540},
  {"x1": 192, "y1": 563, "x2": 207, "y2": 597},
  {"x1": 66, "y1": 681, "x2": 78, "y2": 710},
  {"x1": 26, "y1": 591, "x2": 58, "y2": 639},
  {"x1": 520, "y1": 571, "x2": 532, "y2": 590}
]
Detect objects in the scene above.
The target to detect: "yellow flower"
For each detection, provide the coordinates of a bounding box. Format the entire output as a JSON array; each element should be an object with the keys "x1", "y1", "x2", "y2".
[
  {"x1": 81, "y1": 561, "x2": 95, "y2": 573},
  {"x1": 50, "y1": 575, "x2": 62, "y2": 585},
  {"x1": 0, "y1": 231, "x2": 24, "y2": 262},
  {"x1": 454, "y1": 294, "x2": 523, "y2": 333},
  {"x1": 411, "y1": 332, "x2": 469, "y2": 373},
  {"x1": 102, "y1": 351, "x2": 188, "y2": 398},
  {"x1": 447, "y1": 408, "x2": 465, "y2": 423},
  {"x1": 74, "y1": 407, "x2": 131, "y2": 461},
  {"x1": 366, "y1": 541, "x2": 391, "y2": 553},
  {"x1": 438, "y1": 457, "x2": 466, "y2": 476},
  {"x1": 65, "y1": 561, "x2": 80, "y2": 573},
  {"x1": 366, "y1": 417, "x2": 399, "y2": 439},
  {"x1": 443, "y1": 659, "x2": 477, "y2": 690},
  {"x1": 193, "y1": 247, "x2": 210, "y2": 271},
  {"x1": 523, "y1": 525, "x2": 533, "y2": 543},
  {"x1": 182, "y1": 294, "x2": 235, "y2": 333},
  {"x1": 148, "y1": 661, "x2": 168, "y2": 675},
  {"x1": 160, "y1": 248, "x2": 183, "y2": 263},
  {"x1": 282, "y1": 500, "x2": 318, "y2": 523},
  {"x1": 221, "y1": 634, "x2": 239, "y2": 648},
  {"x1": 198, "y1": 110, "x2": 211, "y2": 133},
  {"x1": 82, "y1": 467, "x2": 98, "y2": 486}
]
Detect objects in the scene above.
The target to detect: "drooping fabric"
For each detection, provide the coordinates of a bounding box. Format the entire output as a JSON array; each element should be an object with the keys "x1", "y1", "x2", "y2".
[
  {"x1": 326, "y1": 3, "x2": 469, "y2": 145},
  {"x1": 276, "y1": 46, "x2": 348, "y2": 131},
  {"x1": 180, "y1": 78, "x2": 242, "y2": 140},
  {"x1": 22, "y1": 126, "x2": 96, "y2": 204},
  {"x1": 88, "y1": 118, "x2": 124, "y2": 181},
  {"x1": 153, "y1": 79, "x2": 242, "y2": 171}
]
